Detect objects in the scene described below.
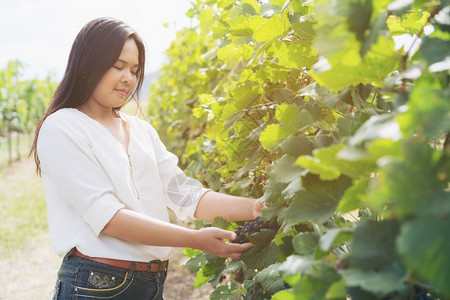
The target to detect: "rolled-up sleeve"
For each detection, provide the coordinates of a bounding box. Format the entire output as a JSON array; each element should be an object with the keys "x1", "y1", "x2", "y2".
[
  {"x1": 145, "y1": 124, "x2": 210, "y2": 221},
  {"x1": 37, "y1": 114, "x2": 124, "y2": 236}
]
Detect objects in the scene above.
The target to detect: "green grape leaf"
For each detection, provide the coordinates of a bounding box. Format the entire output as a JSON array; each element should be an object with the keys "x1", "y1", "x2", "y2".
[
  {"x1": 420, "y1": 37, "x2": 450, "y2": 66},
  {"x1": 193, "y1": 268, "x2": 211, "y2": 288},
  {"x1": 280, "y1": 134, "x2": 314, "y2": 157},
  {"x1": 241, "y1": 2, "x2": 258, "y2": 15},
  {"x1": 203, "y1": 254, "x2": 227, "y2": 277},
  {"x1": 346, "y1": 287, "x2": 380, "y2": 300},
  {"x1": 313, "y1": 33, "x2": 398, "y2": 90},
  {"x1": 361, "y1": 12, "x2": 389, "y2": 56},
  {"x1": 280, "y1": 261, "x2": 341, "y2": 299},
  {"x1": 347, "y1": 0, "x2": 373, "y2": 42},
  {"x1": 230, "y1": 15, "x2": 266, "y2": 37},
  {"x1": 286, "y1": 175, "x2": 352, "y2": 224},
  {"x1": 349, "y1": 219, "x2": 401, "y2": 270},
  {"x1": 275, "y1": 104, "x2": 314, "y2": 133},
  {"x1": 272, "y1": 87, "x2": 296, "y2": 102},
  {"x1": 268, "y1": 40, "x2": 317, "y2": 69},
  {"x1": 292, "y1": 232, "x2": 319, "y2": 255},
  {"x1": 296, "y1": 155, "x2": 341, "y2": 180},
  {"x1": 337, "y1": 179, "x2": 369, "y2": 213},
  {"x1": 292, "y1": 21, "x2": 315, "y2": 41},
  {"x1": 184, "y1": 251, "x2": 207, "y2": 272},
  {"x1": 213, "y1": 216, "x2": 231, "y2": 230},
  {"x1": 210, "y1": 284, "x2": 234, "y2": 300},
  {"x1": 397, "y1": 80, "x2": 450, "y2": 138},
  {"x1": 349, "y1": 113, "x2": 401, "y2": 146},
  {"x1": 198, "y1": 7, "x2": 216, "y2": 34},
  {"x1": 340, "y1": 267, "x2": 408, "y2": 294},
  {"x1": 397, "y1": 216, "x2": 450, "y2": 297},
  {"x1": 337, "y1": 112, "x2": 366, "y2": 137},
  {"x1": 230, "y1": 81, "x2": 261, "y2": 111},
  {"x1": 366, "y1": 138, "x2": 402, "y2": 160},
  {"x1": 367, "y1": 139, "x2": 446, "y2": 216},
  {"x1": 272, "y1": 289, "x2": 297, "y2": 300},
  {"x1": 270, "y1": 0, "x2": 286, "y2": 8},
  {"x1": 275, "y1": 104, "x2": 301, "y2": 132},
  {"x1": 241, "y1": 0, "x2": 261, "y2": 13},
  {"x1": 217, "y1": 44, "x2": 244, "y2": 69},
  {"x1": 183, "y1": 247, "x2": 203, "y2": 258},
  {"x1": 261, "y1": 180, "x2": 288, "y2": 204},
  {"x1": 270, "y1": 154, "x2": 307, "y2": 183},
  {"x1": 281, "y1": 177, "x2": 303, "y2": 198},
  {"x1": 341, "y1": 219, "x2": 407, "y2": 294},
  {"x1": 254, "y1": 63, "x2": 290, "y2": 82},
  {"x1": 259, "y1": 124, "x2": 292, "y2": 152},
  {"x1": 241, "y1": 229, "x2": 280, "y2": 269},
  {"x1": 253, "y1": 12, "x2": 290, "y2": 42},
  {"x1": 254, "y1": 263, "x2": 285, "y2": 294},
  {"x1": 278, "y1": 254, "x2": 315, "y2": 275},
  {"x1": 319, "y1": 228, "x2": 353, "y2": 252},
  {"x1": 325, "y1": 280, "x2": 347, "y2": 299}
]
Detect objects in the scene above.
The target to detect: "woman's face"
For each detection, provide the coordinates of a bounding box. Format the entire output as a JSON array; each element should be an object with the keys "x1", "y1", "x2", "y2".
[{"x1": 88, "y1": 38, "x2": 140, "y2": 109}]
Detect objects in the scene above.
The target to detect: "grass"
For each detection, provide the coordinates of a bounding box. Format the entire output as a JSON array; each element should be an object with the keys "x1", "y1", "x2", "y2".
[
  {"x1": 0, "y1": 133, "x2": 33, "y2": 171},
  {"x1": 0, "y1": 131, "x2": 47, "y2": 258},
  {"x1": 0, "y1": 158, "x2": 47, "y2": 258}
]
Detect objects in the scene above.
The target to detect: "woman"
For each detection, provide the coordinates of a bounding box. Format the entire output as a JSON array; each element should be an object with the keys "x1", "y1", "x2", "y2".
[{"x1": 31, "y1": 17, "x2": 262, "y2": 299}]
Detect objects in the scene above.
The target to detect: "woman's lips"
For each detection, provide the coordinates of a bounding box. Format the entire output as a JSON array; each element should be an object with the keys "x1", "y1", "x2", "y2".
[{"x1": 115, "y1": 89, "x2": 128, "y2": 97}]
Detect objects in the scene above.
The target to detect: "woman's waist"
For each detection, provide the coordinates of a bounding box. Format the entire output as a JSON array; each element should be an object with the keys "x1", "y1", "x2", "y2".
[{"x1": 70, "y1": 248, "x2": 169, "y2": 273}]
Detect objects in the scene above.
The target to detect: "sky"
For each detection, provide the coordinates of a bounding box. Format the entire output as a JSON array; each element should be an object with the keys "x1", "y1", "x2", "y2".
[{"x1": 0, "y1": 0, "x2": 194, "y2": 80}]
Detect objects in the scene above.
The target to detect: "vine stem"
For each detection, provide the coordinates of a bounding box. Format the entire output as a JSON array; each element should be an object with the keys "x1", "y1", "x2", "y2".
[
  {"x1": 370, "y1": 89, "x2": 378, "y2": 106},
  {"x1": 250, "y1": 282, "x2": 260, "y2": 300},
  {"x1": 248, "y1": 102, "x2": 278, "y2": 109},
  {"x1": 347, "y1": 211, "x2": 359, "y2": 221},
  {"x1": 444, "y1": 132, "x2": 450, "y2": 154}
]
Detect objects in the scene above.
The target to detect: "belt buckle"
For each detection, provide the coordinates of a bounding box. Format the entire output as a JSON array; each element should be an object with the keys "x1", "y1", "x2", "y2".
[{"x1": 148, "y1": 260, "x2": 162, "y2": 273}]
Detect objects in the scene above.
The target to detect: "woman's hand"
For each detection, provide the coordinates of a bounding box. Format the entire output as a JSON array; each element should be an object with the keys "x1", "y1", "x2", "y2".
[
  {"x1": 192, "y1": 227, "x2": 253, "y2": 259},
  {"x1": 252, "y1": 197, "x2": 265, "y2": 219}
]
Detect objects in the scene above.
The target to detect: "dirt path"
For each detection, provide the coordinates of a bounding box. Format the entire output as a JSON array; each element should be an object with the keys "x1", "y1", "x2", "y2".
[{"x1": 0, "y1": 159, "x2": 212, "y2": 299}]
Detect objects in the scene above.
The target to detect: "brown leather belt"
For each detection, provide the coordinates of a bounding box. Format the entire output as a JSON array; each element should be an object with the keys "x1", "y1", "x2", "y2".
[{"x1": 71, "y1": 248, "x2": 169, "y2": 273}]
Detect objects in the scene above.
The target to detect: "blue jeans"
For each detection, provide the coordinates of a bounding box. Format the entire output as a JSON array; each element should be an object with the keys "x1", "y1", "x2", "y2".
[{"x1": 53, "y1": 252, "x2": 167, "y2": 299}]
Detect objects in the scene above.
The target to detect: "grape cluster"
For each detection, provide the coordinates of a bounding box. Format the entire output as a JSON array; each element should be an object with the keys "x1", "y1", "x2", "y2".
[{"x1": 230, "y1": 216, "x2": 280, "y2": 244}]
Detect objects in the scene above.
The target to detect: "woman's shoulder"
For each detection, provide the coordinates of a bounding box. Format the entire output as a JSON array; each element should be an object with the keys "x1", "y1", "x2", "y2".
[
  {"x1": 40, "y1": 108, "x2": 87, "y2": 135},
  {"x1": 45, "y1": 108, "x2": 81, "y2": 123}
]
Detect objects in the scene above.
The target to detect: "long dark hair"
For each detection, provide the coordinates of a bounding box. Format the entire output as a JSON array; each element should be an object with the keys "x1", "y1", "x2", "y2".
[{"x1": 30, "y1": 17, "x2": 146, "y2": 175}]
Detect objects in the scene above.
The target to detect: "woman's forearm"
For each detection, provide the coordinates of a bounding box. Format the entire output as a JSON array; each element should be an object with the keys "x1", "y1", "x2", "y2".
[
  {"x1": 102, "y1": 209, "x2": 198, "y2": 248},
  {"x1": 101, "y1": 208, "x2": 253, "y2": 258},
  {"x1": 194, "y1": 191, "x2": 262, "y2": 222}
]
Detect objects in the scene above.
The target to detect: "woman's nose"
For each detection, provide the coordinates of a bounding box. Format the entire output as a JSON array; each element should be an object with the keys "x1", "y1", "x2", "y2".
[{"x1": 122, "y1": 70, "x2": 133, "y2": 83}]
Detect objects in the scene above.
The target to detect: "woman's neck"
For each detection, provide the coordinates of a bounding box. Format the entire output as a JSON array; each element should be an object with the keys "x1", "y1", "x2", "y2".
[{"x1": 78, "y1": 101, "x2": 120, "y2": 123}]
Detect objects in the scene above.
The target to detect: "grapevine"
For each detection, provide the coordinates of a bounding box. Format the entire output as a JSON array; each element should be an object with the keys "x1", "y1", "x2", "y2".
[
  {"x1": 0, "y1": 60, "x2": 56, "y2": 165},
  {"x1": 149, "y1": 0, "x2": 450, "y2": 299}
]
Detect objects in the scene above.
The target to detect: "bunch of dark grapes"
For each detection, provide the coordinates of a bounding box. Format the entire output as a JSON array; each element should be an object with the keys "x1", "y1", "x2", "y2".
[{"x1": 230, "y1": 216, "x2": 280, "y2": 244}]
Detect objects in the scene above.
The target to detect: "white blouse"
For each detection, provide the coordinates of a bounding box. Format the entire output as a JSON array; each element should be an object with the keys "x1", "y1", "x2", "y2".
[{"x1": 37, "y1": 108, "x2": 210, "y2": 261}]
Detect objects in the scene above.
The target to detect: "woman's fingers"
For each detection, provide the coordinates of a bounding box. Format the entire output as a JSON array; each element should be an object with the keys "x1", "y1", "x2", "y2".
[
  {"x1": 225, "y1": 243, "x2": 254, "y2": 259},
  {"x1": 225, "y1": 241, "x2": 253, "y2": 252},
  {"x1": 195, "y1": 227, "x2": 255, "y2": 258}
]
